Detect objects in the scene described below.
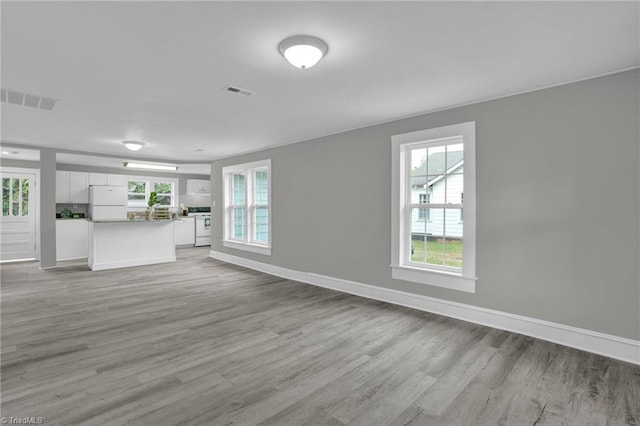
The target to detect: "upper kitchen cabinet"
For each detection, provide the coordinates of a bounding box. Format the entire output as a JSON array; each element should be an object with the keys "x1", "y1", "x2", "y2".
[
  {"x1": 187, "y1": 179, "x2": 211, "y2": 195},
  {"x1": 56, "y1": 171, "x2": 89, "y2": 203},
  {"x1": 89, "y1": 173, "x2": 126, "y2": 186}
]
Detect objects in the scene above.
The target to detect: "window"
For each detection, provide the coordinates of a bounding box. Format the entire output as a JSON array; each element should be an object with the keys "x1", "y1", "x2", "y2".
[
  {"x1": 127, "y1": 177, "x2": 177, "y2": 207},
  {"x1": 391, "y1": 121, "x2": 476, "y2": 293},
  {"x1": 2, "y1": 177, "x2": 30, "y2": 216},
  {"x1": 223, "y1": 159, "x2": 271, "y2": 255}
]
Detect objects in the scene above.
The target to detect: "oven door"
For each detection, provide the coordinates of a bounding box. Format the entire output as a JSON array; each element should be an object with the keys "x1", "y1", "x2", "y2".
[
  {"x1": 195, "y1": 216, "x2": 211, "y2": 237},
  {"x1": 194, "y1": 215, "x2": 212, "y2": 246}
]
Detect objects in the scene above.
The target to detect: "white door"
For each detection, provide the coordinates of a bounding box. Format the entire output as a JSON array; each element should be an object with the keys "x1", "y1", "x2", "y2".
[{"x1": 1, "y1": 172, "x2": 36, "y2": 261}]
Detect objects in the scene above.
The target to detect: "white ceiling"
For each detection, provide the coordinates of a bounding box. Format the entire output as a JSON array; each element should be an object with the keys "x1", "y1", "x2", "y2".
[{"x1": 2, "y1": 1, "x2": 638, "y2": 163}]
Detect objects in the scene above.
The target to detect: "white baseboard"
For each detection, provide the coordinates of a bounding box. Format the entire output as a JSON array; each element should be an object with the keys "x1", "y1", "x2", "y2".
[
  {"x1": 89, "y1": 256, "x2": 176, "y2": 271},
  {"x1": 209, "y1": 250, "x2": 640, "y2": 365}
]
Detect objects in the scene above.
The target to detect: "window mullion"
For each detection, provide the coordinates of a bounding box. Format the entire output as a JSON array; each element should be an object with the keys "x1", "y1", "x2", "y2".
[
  {"x1": 18, "y1": 179, "x2": 22, "y2": 216},
  {"x1": 246, "y1": 170, "x2": 252, "y2": 243},
  {"x1": 408, "y1": 203, "x2": 461, "y2": 208}
]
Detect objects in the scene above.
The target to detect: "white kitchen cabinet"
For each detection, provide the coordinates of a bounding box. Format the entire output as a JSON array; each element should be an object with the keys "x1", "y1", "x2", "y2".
[
  {"x1": 89, "y1": 173, "x2": 127, "y2": 186},
  {"x1": 56, "y1": 171, "x2": 89, "y2": 203},
  {"x1": 174, "y1": 217, "x2": 195, "y2": 246},
  {"x1": 56, "y1": 171, "x2": 69, "y2": 203},
  {"x1": 69, "y1": 172, "x2": 89, "y2": 203},
  {"x1": 186, "y1": 179, "x2": 211, "y2": 195},
  {"x1": 56, "y1": 219, "x2": 89, "y2": 260}
]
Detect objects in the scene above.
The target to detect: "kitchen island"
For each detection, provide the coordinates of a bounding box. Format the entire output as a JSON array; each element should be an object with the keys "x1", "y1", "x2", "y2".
[{"x1": 88, "y1": 219, "x2": 176, "y2": 271}]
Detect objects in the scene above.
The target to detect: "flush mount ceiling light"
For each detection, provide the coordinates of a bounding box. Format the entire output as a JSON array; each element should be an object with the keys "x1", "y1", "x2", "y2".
[
  {"x1": 122, "y1": 141, "x2": 145, "y2": 151},
  {"x1": 278, "y1": 35, "x2": 328, "y2": 69},
  {"x1": 123, "y1": 162, "x2": 177, "y2": 171}
]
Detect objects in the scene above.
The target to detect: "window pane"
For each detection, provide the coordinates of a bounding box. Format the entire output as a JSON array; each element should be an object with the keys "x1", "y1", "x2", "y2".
[
  {"x1": 447, "y1": 143, "x2": 464, "y2": 173},
  {"x1": 411, "y1": 177, "x2": 429, "y2": 196},
  {"x1": 21, "y1": 179, "x2": 29, "y2": 216},
  {"x1": 156, "y1": 195, "x2": 171, "y2": 205},
  {"x1": 232, "y1": 207, "x2": 246, "y2": 239},
  {"x1": 445, "y1": 208, "x2": 463, "y2": 237},
  {"x1": 232, "y1": 174, "x2": 246, "y2": 205},
  {"x1": 154, "y1": 182, "x2": 172, "y2": 194},
  {"x1": 254, "y1": 207, "x2": 269, "y2": 242},
  {"x1": 128, "y1": 194, "x2": 146, "y2": 207},
  {"x1": 410, "y1": 207, "x2": 428, "y2": 264},
  {"x1": 128, "y1": 181, "x2": 146, "y2": 193},
  {"x1": 410, "y1": 148, "x2": 427, "y2": 176},
  {"x1": 427, "y1": 176, "x2": 444, "y2": 203},
  {"x1": 427, "y1": 145, "x2": 446, "y2": 175},
  {"x1": 11, "y1": 178, "x2": 19, "y2": 216},
  {"x1": 444, "y1": 174, "x2": 464, "y2": 204},
  {"x1": 2, "y1": 178, "x2": 10, "y2": 216},
  {"x1": 412, "y1": 184, "x2": 433, "y2": 207},
  {"x1": 254, "y1": 170, "x2": 268, "y2": 204},
  {"x1": 412, "y1": 207, "x2": 448, "y2": 266},
  {"x1": 443, "y1": 208, "x2": 463, "y2": 268},
  {"x1": 443, "y1": 237, "x2": 463, "y2": 268}
]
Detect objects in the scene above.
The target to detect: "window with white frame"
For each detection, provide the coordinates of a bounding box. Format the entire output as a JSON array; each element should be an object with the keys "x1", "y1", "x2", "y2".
[
  {"x1": 127, "y1": 177, "x2": 177, "y2": 208},
  {"x1": 391, "y1": 121, "x2": 476, "y2": 293},
  {"x1": 223, "y1": 159, "x2": 271, "y2": 255}
]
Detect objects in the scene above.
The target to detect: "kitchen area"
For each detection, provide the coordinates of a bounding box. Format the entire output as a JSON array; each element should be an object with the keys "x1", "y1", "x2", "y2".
[{"x1": 55, "y1": 157, "x2": 211, "y2": 270}]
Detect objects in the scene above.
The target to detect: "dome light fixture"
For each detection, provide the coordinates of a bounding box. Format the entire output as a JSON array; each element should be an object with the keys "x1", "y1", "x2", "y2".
[
  {"x1": 278, "y1": 35, "x2": 328, "y2": 69},
  {"x1": 122, "y1": 140, "x2": 145, "y2": 151}
]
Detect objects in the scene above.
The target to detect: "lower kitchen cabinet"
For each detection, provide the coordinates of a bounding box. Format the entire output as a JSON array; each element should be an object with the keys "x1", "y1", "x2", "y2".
[
  {"x1": 174, "y1": 217, "x2": 195, "y2": 246},
  {"x1": 56, "y1": 219, "x2": 89, "y2": 260}
]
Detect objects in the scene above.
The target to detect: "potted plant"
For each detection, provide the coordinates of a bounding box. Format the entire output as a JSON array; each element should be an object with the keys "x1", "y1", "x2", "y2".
[
  {"x1": 148, "y1": 191, "x2": 158, "y2": 208},
  {"x1": 145, "y1": 191, "x2": 158, "y2": 219}
]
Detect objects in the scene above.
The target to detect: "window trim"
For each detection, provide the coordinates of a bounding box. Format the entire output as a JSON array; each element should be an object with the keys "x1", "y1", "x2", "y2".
[
  {"x1": 391, "y1": 121, "x2": 476, "y2": 293},
  {"x1": 222, "y1": 159, "x2": 272, "y2": 256}
]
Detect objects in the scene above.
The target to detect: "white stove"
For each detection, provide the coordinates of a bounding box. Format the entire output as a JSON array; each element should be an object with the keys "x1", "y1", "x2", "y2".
[{"x1": 188, "y1": 207, "x2": 211, "y2": 246}]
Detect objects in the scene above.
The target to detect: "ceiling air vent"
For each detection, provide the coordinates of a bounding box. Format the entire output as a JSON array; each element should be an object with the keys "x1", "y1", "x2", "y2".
[
  {"x1": 1, "y1": 88, "x2": 58, "y2": 111},
  {"x1": 223, "y1": 85, "x2": 255, "y2": 97}
]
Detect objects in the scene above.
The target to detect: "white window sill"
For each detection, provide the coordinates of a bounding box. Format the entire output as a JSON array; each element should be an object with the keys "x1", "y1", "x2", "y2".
[
  {"x1": 223, "y1": 240, "x2": 271, "y2": 256},
  {"x1": 391, "y1": 265, "x2": 476, "y2": 293}
]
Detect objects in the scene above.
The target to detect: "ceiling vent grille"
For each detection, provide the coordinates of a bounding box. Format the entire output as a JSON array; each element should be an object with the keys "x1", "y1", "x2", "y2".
[
  {"x1": 223, "y1": 85, "x2": 255, "y2": 97},
  {"x1": 1, "y1": 88, "x2": 58, "y2": 111}
]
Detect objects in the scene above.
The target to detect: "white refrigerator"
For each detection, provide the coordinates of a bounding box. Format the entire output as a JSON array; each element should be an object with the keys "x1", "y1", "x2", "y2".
[{"x1": 89, "y1": 185, "x2": 127, "y2": 220}]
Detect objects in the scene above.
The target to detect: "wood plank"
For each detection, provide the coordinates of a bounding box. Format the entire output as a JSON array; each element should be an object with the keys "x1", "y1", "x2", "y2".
[{"x1": 1, "y1": 246, "x2": 638, "y2": 425}]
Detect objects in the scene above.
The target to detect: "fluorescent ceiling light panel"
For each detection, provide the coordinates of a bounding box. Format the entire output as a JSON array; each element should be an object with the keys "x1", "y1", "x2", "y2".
[{"x1": 123, "y1": 162, "x2": 177, "y2": 171}]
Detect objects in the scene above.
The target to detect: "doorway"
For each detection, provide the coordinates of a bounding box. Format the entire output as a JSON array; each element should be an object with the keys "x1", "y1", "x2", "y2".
[{"x1": 1, "y1": 169, "x2": 38, "y2": 261}]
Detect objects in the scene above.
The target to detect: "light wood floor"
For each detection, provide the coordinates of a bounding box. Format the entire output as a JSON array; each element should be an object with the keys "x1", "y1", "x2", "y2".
[{"x1": 1, "y1": 247, "x2": 638, "y2": 425}]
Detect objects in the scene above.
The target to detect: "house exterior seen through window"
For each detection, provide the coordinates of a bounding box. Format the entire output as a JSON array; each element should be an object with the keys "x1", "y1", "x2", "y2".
[{"x1": 391, "y1": 121, "x2": 476, "y2": 293}]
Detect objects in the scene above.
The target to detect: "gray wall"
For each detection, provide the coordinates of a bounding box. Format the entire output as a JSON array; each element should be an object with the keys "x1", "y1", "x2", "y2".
[
  {"x1": 39, "y1": 149, "x2": 57, "y2": 268},
  {"x1": 212, "y1": 69, "x2": 640, "y2": 341},
  {"x1": 0, "y1": 159, "x2": 40, "y2": 169}
]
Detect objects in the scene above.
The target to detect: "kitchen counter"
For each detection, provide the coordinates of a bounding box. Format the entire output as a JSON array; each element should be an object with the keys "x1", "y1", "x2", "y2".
[
  {"x1": 88, "y1": 218, "x2": 176, "y2": 223},
  {"x1": 88, "y1": 220, "x2": 176, "y2": 271}
]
